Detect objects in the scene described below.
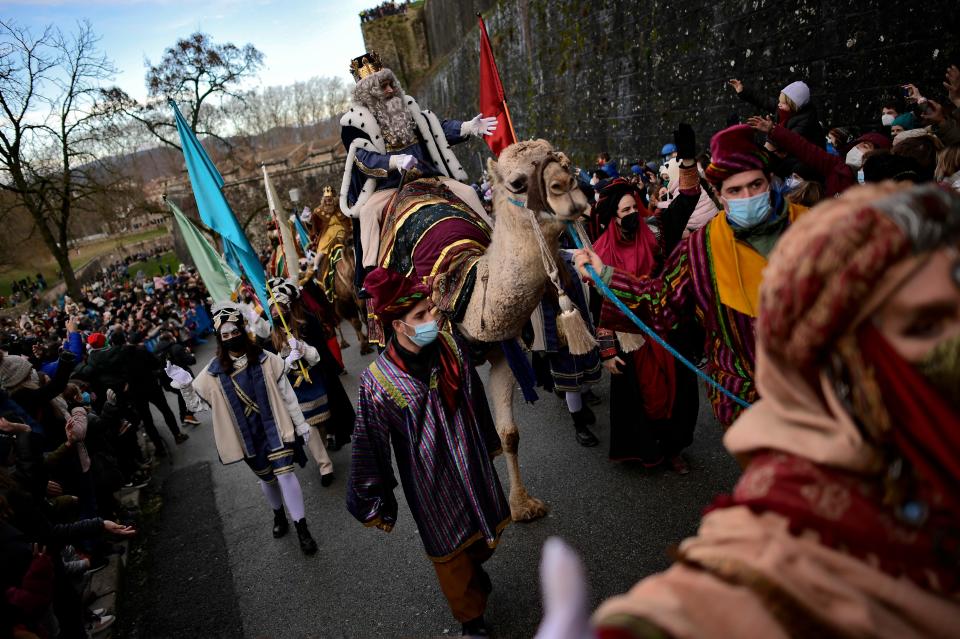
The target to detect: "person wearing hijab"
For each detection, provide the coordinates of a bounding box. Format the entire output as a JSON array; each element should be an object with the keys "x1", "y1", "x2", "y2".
[
  {"x1": 164, "y1": 305, "x2": 318, "y2": 555},
  {"x1": 591, "y1": 173, "x2": 699, "y2": 472},
  {"x1": 575, "y1": 183, "x2": 960, "y2": 638},
  {"x1": 347, "y1": 268, "x2": 509, "y2": 637}
]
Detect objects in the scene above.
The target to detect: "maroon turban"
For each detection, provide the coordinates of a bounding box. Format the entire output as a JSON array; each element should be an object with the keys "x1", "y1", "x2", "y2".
[
  {"x1": 704, "y1": 124, "x2": 772, "y2": 188},
  {"x1": 364, "y1": 267, "x2": 431, "y2": 323}
]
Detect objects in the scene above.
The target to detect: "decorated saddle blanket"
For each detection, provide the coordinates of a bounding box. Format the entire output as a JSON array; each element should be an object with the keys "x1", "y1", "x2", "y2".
[
  {"x1": 317, "y1": 242, "x2": 345, "y2": 303},
  {"x1": 378, "y1": 178, "x2": 492, "y2": 322}
]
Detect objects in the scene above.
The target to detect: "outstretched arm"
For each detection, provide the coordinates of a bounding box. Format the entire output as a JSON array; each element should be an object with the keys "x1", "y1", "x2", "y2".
[
  {"x1": 454, "y1": 114, "x2": 498, "y2": 144},
  {"x1": 574, "y1": 239, "x2": 694, "y2": 335}
]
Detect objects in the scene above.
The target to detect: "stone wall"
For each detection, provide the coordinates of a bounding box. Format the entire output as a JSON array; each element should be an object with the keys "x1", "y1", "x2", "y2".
[
  {"x1": 412, "y1": 0, "x2": 959, "y2": 174},
  {"x1": 361, "y1": 2, "x2": 433, "y2": 87}
]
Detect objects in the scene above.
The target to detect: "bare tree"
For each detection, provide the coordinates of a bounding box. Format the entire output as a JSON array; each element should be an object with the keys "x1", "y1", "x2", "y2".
[
  {"x1": 0, "y1": 19, "x2": 123, "y2": 297},
  {"x1": 103, "y1": 32, "x2": 264, "y2": 148}
]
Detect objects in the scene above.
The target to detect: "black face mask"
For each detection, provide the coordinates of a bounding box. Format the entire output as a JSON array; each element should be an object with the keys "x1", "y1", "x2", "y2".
[
  {"x1": 619, "y1": 212, "x2": 640, "y2": 233},
  {"x1": 221, "y1": 336, "x2": 243, "y2": 352}
]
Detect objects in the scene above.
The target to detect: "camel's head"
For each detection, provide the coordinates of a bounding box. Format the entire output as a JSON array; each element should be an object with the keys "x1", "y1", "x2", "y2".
[{"x1": 488, "y1": 139, "x2": 589, "y2": 221}]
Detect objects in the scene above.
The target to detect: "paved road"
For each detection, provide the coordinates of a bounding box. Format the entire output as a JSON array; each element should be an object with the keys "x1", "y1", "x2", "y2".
[{"x1": 119, "y1": 327, "x2": 739, "y2": 638}]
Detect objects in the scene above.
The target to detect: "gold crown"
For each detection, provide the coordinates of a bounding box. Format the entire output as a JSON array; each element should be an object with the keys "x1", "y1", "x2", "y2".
[
  {"x1": 350, "y1": 52, "x2": 383, "y2": 82},
  {"x1": 322, "y1": 186, "x2": 334, "y2": 197}
]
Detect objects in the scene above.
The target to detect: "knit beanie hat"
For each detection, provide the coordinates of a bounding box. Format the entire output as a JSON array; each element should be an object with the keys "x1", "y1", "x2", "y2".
[
  {"x1": 758, "y1": 183, "x2": 960, "y2": 368},
  {"x1": 781, "y1": 81, "x2": 811, "y2": 109},
  {"x1": 891, "y1": 112, "x2": 920, "y2": 131},
  {"x1": 704, "y1": 124, "x2": 772, "y2": 188},
  {"x1": 855, "y1": 132, "x2": 893, "y2": 151},
  {"x1": 0, "y1": 352, "x2": 35, "y2": 391},
  {"x1": 87, "y1": 332, "x2": 106, "y2": 349}
]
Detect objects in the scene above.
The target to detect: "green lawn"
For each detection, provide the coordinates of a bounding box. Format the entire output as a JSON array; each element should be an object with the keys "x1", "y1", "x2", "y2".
[
  {"x1": 127, "y1": 251, "x2": 179, "y2": 278},
  {"x1": 0, "y1": 227, "x2": 167, "y2": 298}
]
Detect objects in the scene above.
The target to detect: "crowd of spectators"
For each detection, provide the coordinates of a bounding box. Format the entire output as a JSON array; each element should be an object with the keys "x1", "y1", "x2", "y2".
[
  {"x1": 0, "y1": 253, "x2": 213, "y2": 638},
  {"x1": 359, "y1": 0, "x2": 411, "y2": 23}
]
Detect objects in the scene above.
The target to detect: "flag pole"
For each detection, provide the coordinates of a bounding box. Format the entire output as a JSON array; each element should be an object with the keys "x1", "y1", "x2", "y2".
[{"x1": 502, "y1": 99, "x2": 517, "y2": 142}]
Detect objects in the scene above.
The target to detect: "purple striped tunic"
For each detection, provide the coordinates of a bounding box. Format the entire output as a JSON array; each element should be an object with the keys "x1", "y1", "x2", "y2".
[
  {"x1": 346, "y1": 333, "x2": 510, "y2": 560},
  {"x1": 600, "y1": 223, "x2": 758, "y2": 427}
]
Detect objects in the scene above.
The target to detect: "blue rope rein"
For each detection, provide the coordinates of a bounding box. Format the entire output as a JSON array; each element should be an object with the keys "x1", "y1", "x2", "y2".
[{"x1": 565, "y1": 223, "x2": 752, "y2": 410}]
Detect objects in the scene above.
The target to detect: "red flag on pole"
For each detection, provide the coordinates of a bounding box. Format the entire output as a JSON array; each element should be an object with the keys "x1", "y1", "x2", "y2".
[{"x1": 478, "y1": 14, "x2": 516, "y2": 158}]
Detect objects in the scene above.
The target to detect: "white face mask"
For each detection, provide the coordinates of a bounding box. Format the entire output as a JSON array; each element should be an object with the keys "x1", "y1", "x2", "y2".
[
  {"x1": 845, "y1": 146, "x2": 865, "y2": 169},
  {"x1": 881, "y1": 113, "x2": 895, "y2": 127}
]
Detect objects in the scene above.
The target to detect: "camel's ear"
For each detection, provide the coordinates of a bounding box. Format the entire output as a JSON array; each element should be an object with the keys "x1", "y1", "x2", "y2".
[
  {"x1": 554, "y1": 152, "x2": 572, "y2": 170},
  {"x1": 505, "y1": 169, "x2": 528, "y2": 193}
]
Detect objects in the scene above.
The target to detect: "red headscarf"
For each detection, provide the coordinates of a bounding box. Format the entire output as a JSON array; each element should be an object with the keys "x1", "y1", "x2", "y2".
[{"x1": 591, "y1": 179, "x2": 659, "y2": 277}]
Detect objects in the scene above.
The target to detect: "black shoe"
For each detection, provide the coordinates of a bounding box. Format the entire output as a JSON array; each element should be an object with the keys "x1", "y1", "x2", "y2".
[
  {"x1": 174, "y1": 432, "x2": 189, "y2": 444},
  {"x1": 571, "y1": 409, "x2": 599, "y2": 447},
  {"x1": 462, "y1": 615, "x2": 489, "y2": 637},
  {"x1": 583, "y1": 388, "x2": 602, "y2": 406},
  {"x1": 574, "y1": 427, "x2": 600, "y2": 447},
  {"x1": 154, "y1": 444, "x2": 168, "y2": 459},
  {"x1": 320, "y1": 472, "x2": 335, "y2": 488},
  {"x1": 272, "y1": 508, "x2": 288, "y2": 538},
  {"x1": 294, "y1": 519, "x2": 317, "y2": 555}
]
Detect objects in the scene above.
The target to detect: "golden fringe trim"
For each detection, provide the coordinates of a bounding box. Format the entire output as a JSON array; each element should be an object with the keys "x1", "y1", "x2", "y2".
[{"x1": 428, "y1": 517, "x2": 511, "y2": 563}]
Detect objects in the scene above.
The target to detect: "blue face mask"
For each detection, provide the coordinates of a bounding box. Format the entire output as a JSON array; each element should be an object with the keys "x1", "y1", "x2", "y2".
[
  {"x1": 401, "y1": 319, "x2": 439, "y2": 347},
  {"x1": 857, "y1": 169, "x2": 865, "y2": 184},
  {"x1": 80, "y1": 391, "x2": 91, "y2": 405},
  {"x1": 724, "y1": 190, "x2": 773, "y2": 228}
]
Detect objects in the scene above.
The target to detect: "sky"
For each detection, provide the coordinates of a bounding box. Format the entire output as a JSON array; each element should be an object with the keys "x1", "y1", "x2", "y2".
[{"x1": 3, "y1": 0, "x2": 369, "y2": 100}]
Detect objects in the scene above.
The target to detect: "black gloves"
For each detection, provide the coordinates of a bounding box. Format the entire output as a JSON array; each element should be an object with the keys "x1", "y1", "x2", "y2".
[{"x1": 673, "y1": 123, "x2": 696, "y2": 161}]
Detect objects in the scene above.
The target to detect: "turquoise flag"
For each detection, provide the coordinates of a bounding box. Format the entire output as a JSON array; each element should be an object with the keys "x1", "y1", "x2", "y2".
[
  {"x1": 166, "y1": 199, "x2": 240, "y2": 303},
  {"x1": 293, "y1": 213, "x2": 311, "y2": 252},
  {"x1": 170, "y1": 100, "x2": 272, "y2": 322}
]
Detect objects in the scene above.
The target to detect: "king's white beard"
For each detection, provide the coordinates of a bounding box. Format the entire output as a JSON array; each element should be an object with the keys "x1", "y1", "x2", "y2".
[{"x1": 371, "y1": 94, "x2": 417, "y2": 148}]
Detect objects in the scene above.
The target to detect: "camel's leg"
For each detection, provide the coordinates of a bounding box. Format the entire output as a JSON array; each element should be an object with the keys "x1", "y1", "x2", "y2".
[
  {"x1": 352, "y1": 315, "x2": 372, "y2": 354},
  {"x1": 487, "y1": 350, "x2": 547, "y2": 521},
  {"x1": 336, "y1": 323, "x2": 350, "y2": 349}
]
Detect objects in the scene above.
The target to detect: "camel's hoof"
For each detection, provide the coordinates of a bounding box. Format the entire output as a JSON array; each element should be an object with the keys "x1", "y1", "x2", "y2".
[
  {"x1": 340, "y1": 341, "x2": 351, "y2": 349},
  {"x1": 511, "y1": 496, "x2": 548, "y2": 522},
  {"x1": 359, "y1": 345, "x2": 374, "y2": 355}
]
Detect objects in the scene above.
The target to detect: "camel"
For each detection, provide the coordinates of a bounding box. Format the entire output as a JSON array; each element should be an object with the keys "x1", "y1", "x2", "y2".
[{"x1": 377, "y1": 139, "x2": 589, "y2": 521}]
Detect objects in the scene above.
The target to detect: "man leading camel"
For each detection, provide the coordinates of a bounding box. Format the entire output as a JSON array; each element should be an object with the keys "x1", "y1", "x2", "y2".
[
  {"x1": 339, "y1": 51, "x2": 497, "y2": 273},
  {"x1": 574, "y1": 124, "x2": 808, "y2": 427}
]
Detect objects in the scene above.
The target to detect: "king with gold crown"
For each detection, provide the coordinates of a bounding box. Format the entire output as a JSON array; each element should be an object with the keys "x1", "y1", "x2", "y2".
[{"x1": 339, "y1": 51, "x2": 498, "y2": 275}]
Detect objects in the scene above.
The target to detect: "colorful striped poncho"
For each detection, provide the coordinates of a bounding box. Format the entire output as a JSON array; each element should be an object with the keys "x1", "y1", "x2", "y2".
[
  {"x1": 598, "y1": 203, "x2": 805, "y2": 427},
  {"x1": 346, "y1": 332, "x2": 510, "y2": 560}
]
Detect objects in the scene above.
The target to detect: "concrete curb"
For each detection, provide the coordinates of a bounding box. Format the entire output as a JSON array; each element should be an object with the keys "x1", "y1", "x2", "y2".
[{"x1": 83, "y1": 485, "x2": 140, "y2": 638}]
